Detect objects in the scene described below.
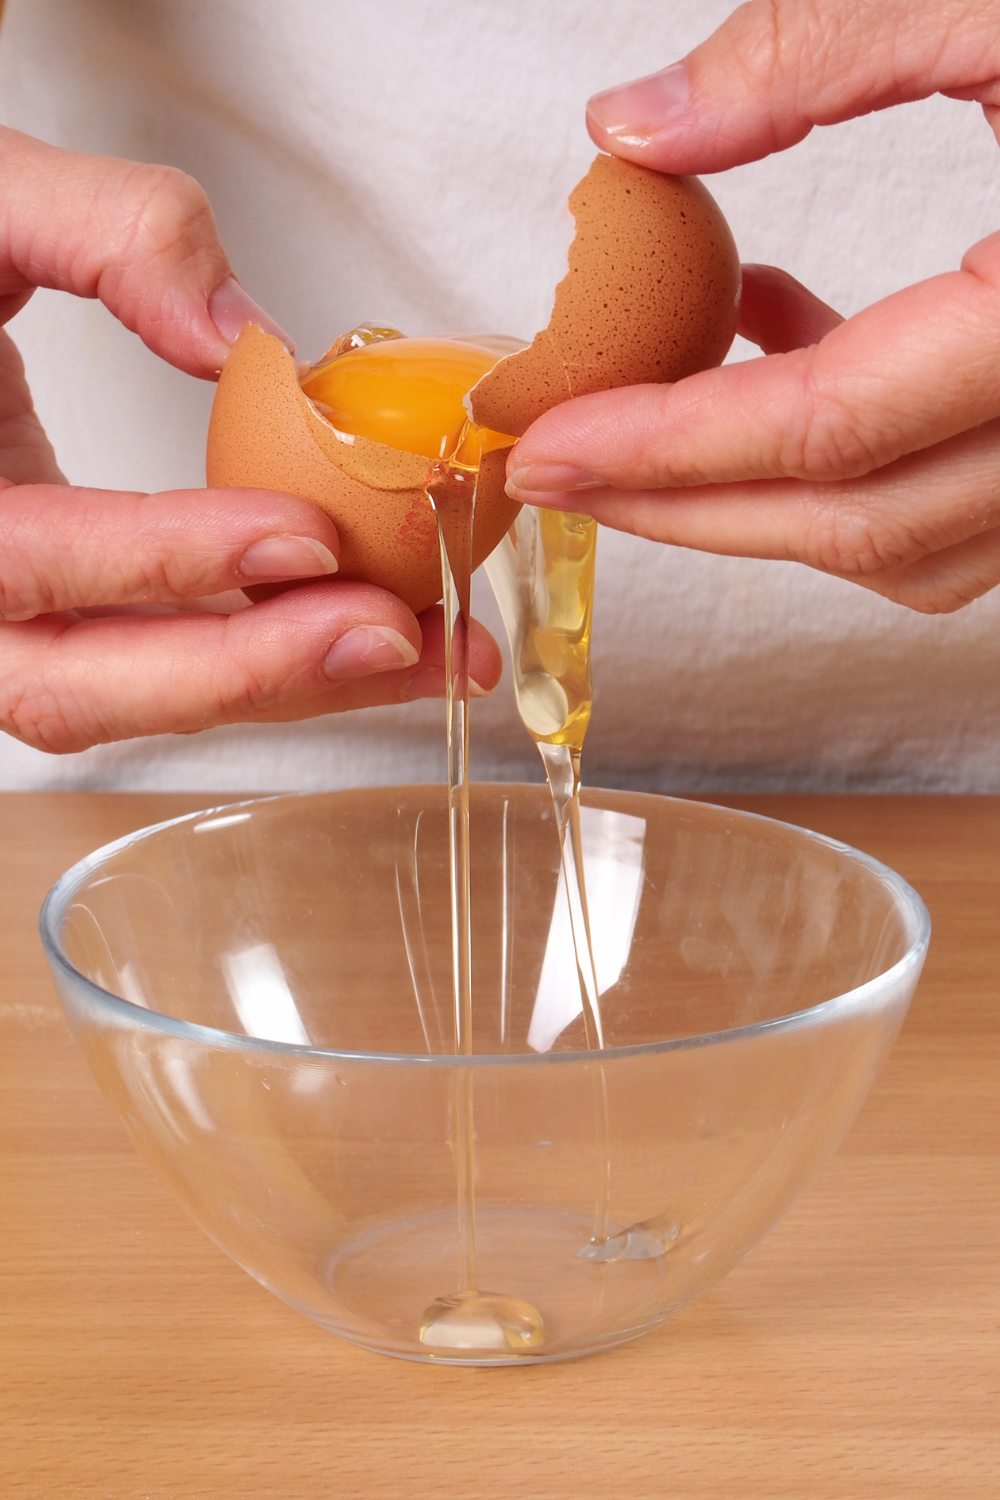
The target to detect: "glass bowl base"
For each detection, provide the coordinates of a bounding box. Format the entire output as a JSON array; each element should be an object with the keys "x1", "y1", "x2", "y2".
[{"x1": 326, "y1": 1206, "x2": 670, "y2": 1364}]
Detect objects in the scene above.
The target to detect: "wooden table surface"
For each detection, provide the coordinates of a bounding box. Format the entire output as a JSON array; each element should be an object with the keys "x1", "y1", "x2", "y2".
[{"x1": 2, "y1": 791, "x2": 999, "y2": 1499}]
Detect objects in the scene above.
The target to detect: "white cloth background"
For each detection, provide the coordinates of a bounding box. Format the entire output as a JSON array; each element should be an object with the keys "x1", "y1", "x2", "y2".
[{"x1": 1, "y1": 0, "x2": 999, "y2": 793}]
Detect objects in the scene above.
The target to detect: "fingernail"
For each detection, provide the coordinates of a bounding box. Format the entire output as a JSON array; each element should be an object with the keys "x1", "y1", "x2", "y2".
[
  {"x1": 505, "y1": 465, "x2": 602, "y2": 500},
  {"x1": 587, "y1": 62, "x2": 690, "y2": 146},
  {"x1": 323, "y1": 626, "x2": 419, "y2": 680},
  {"x1": 209, "y1": 276, "x2": 295, "y2": 353},
  {"x1": 239, "y1": 535, "x2": 338, "y2": 580}
]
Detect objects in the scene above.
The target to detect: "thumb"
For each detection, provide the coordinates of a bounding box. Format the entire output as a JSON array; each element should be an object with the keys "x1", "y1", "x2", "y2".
[{"x1": 586, "y1": 0, "x2": 1000, "y2": 173}]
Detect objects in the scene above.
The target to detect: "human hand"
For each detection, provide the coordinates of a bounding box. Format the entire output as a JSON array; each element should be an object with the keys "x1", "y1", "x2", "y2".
[
  {"x1": 0, "y1": 128, "x2": 499, "y2": 752},
  {"x1": 506, "y1": 0, "x2": 1000, "y2": 614}
]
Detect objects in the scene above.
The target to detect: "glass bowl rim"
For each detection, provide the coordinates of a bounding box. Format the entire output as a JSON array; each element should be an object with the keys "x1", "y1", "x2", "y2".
[{"x1": 39, "y1": 786, "x2": 931, "y2": 1068}]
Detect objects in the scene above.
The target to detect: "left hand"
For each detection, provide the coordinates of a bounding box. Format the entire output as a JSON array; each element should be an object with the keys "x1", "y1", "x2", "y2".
[{"x1": 0, "y1": 128, "x2": 501, "y2": 753}]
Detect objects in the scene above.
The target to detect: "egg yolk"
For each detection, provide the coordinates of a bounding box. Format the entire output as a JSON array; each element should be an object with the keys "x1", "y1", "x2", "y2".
[{"x1": 299, "y1": 337, "x2": 515, "y2": 462}]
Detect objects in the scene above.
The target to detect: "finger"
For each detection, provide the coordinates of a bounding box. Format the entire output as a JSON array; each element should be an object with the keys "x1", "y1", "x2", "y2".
[
  {"x1": 864, "y1": 526, "x2": 1000, "y2": 613},
  {"x1": 0, "y1": 583, "x2": 414, "y2": 752},
  {"x1": 506, "y1": 237, "x2": 1000, "y2": 494},
  {"x1": 519, "y1": 416, "x2": 1000, "y2": 614},
  {"x1": 738, "y1": 265, "x2": 844, "y2": 355},
  {"x1": 398, "y1": 607, "x2": 503, "y2": 701},
  {"x1": 258, "y1": 608, "x2": 503, "y2": 722},
  {"x1": 0, "y1": 485, "x2": 347, "y2": 619},
  {"x1": 0, "y1": 330, "x2": 65, "y2": 487},
  {"x1": 585, "y1": 0, "x2": 1000, "y2": 174},
  {"x1": 0, "y1": 126, "x2": 290, "y2": 377},
  {"x1": 0, "y1": 586, "x2": 504, "y2": 752}
]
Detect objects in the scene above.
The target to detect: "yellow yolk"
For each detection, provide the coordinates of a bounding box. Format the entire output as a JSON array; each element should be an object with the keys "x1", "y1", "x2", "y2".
[{"x1": 299, "y1": 337, "x2": 516, "y2": 462}]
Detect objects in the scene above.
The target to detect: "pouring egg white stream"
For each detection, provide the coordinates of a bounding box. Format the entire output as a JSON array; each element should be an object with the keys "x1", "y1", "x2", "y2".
[{"x1": 206, "y1": 154, "x2": 741, "y2": 1357}]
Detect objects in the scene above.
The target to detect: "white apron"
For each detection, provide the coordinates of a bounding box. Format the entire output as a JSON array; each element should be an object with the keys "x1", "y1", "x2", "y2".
[{"x1": 1, "y1": 0, "x2": 998, "y2": 792}]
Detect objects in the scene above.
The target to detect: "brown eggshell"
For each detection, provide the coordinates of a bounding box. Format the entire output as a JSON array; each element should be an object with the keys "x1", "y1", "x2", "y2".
[
  {"x1": 206, "y1": 324, "x2": 520, "y2": 615},
  {"x1": 470, "y1": 154, "x2": 741, "y2": 437}
]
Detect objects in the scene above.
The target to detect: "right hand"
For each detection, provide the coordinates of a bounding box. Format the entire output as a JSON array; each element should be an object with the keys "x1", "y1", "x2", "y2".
[
  {"x1": 506, "y1": 0, "x2": 1000, "y2": 616},
  {"x1": 0, "y1": 129, "x2": 500, "y2": 754}
]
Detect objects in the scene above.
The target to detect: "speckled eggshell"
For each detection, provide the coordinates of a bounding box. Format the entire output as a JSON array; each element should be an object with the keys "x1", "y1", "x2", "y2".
[
  {"x1": 206, "y1": 324, "x2": 520, "y2": 615},
  {"x1": 470, "y1": 155, "x2": 741, "y2": 437}
]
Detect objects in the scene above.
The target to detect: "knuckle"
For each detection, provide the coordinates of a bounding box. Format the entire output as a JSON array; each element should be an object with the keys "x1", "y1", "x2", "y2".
[
  {"x1": 111, "y1": 162, "x2": 216, "y2": 271},
  {"x1": 877, "y1": 575, "x2": 978, "y2": 616},
  {"x1": 802, "y1": 512, "x2": 876, "y2": 577},
  {"x1": 891, "y1": 551, "x2": 1000, "y2": 615},
  {"x1": 0, "y1": 574, "x2": 20, "y2": 619},
  {"x1": 1, "y1": 671, "x2": 89, "y2": 754},
  {"x1": 211, "y1": 626, "x2": 283, "y2": 718},
  {"x1": 0, "y1": 548, "x2": 49, "y2": 621},
  {"x1": 728, "y1": 2, "x2": 783, "y2": 77},
  {"x1": 127, "y1": 546, "x2": 183, "y2": 604},
  {"x1": 731, "y1": 1, "x2": 816, "y2": 89},
  {"x1": 723, "y1": 4, "x2": 792, "y2": 150},
  {"x1": 803, "y1": 499, "x2": 926, "y2": 580},
  {"x1": 790, "y1": 362, "x2": 890, "y2": 480},
  {"x1": 906, "y1": 589, "x2": 973, "y2": 616},
  {"x1": 730, "y1": 1, "x2": 870, "y2": 138},
  {"x1": 213, "y1": 672, "x2": 271, "y2": 720}
]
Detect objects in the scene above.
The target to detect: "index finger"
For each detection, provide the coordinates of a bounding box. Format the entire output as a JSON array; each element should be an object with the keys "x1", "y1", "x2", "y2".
[
  {"x1": 585, "y1": 0, "x2": 1000, "y2": 175},
  {"x1": 507, "y1": 232, "x2": 1000, "y2": 493},
  {"x1": 0, "y1": 126, "x2": 290, "y2": 378}
]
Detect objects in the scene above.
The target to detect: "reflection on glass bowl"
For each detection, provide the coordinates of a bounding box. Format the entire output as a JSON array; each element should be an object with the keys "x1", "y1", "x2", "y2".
[{"x1": 40, "y1": 786, "x2": 929, "y2": 1365}]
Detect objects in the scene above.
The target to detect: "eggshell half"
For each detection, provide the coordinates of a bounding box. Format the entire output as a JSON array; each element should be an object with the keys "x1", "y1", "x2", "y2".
[
  {"x1": 206, "y1": 323, "x2": 520, "y2": 615},
  {"x1": 470, "y1": 154, "x2": 741, "y2": 437},
  {"x1": 207, "y1": 156, "x2": 740, "y2": 611}
]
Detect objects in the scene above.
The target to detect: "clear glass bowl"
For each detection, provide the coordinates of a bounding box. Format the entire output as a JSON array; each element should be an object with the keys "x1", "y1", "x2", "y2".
[{"x1": 40, "y1": 786, "x2": 929, "y2": 1365}]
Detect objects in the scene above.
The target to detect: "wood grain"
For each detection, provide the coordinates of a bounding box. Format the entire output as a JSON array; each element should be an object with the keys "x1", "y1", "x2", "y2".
[{"x1": 2, "y1": 792, "x2": 999, "y2": 1499}]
